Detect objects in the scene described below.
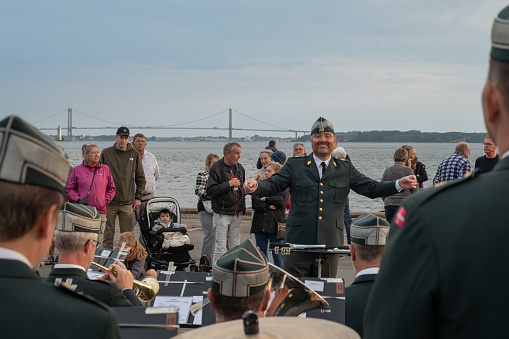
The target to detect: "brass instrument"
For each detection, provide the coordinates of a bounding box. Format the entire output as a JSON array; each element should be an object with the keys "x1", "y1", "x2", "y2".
[
  {"x1": 265, "y1": 263, "x2": 331, "y2": 317},
  {"x1": 91, "y1": 262, "x2": 160, "y2": 302}
]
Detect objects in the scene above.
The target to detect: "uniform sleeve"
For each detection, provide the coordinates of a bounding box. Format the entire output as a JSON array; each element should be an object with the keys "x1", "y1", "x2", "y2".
[
  {"x1": 254, "y1": 160, "x2": 293, "y2": 197},
  {"x1": 66, "y1": 167, "x2": 80, "y2": 202},
  {"x1": 134, "y1": 152, "x2": 146, "y2": 200},
  {"x1": 364, "y1": 199, "x2": 439, "y2": 339},
  {"x1": 122, "y1": 289, "x2": 145, "y2": 306},
  {"x1": 349, "y1": 165, "x2": 398, "y2": 198}
]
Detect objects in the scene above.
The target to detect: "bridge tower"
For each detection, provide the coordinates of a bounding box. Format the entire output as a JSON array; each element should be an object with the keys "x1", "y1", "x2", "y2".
[
  {"x1": 67, "y1": 108, "x2": 73, "y2": 140},
  {"x1": 229, "y1": 108, "x2": 233, "y2": 141}
]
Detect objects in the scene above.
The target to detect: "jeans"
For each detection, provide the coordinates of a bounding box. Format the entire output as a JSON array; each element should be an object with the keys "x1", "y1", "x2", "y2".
[
  {"x1": 213, "y1": 213, "x2": 242, "y2": 264},
  {"x1": 344, "y1": 197, "x2": 353, "y2": 245},
  {"x1": 254, "y1": 232, "x2": 283, "y2": 268},
  {"x1": 198, "y1": 210, "x2": 215, "y2": 261}
]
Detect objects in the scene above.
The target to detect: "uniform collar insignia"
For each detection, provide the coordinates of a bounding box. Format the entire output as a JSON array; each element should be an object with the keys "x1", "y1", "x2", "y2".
[{"x1": 307, "y1": 160, "x2": 312, "y2": 166}]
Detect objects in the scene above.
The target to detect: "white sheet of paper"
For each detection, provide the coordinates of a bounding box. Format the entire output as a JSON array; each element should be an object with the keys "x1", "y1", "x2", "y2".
[
  {"x1": 192, "y1": 296, "x2": 203, "y2": 325},
  {"x1": 304, "y1": 280, "x2": 324, "y2": 292},
  {"x1": 152, "y1": 296, "x2": 193, "y2": 324},
  {"x1": 87, "y1": 270, "x2": 104, "y2": 280},
  {"x1": 100, "y1": 250, "x2": 112, "y2": 257}
]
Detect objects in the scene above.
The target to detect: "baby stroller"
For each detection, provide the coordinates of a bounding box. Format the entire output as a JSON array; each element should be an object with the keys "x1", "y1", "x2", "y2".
[{"x1": 137, "y1": 197, "x2": 195, "y2": 271}]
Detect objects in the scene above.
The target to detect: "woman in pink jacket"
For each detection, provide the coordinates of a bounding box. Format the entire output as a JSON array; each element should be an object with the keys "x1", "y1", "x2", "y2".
[{"x1": 66, "y1": 144, "x2": 116, "y2": 243}]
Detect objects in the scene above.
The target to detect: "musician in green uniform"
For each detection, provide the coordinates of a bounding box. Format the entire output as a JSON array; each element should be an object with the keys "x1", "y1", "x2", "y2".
[
  {"x1": 244, "y1": 117, "x2": 417, "y2": 278},
  {"x1": 345, "y1": 213, "x2": 390, "y2": 338},
  {"x1": 364, "y1": 7, "x2": 509, "y2": 338},
  {"x1": 0, "y1": 115, "x2": 120, "y2": 338},
  {"x1": 46, "y1": 202, "x2": 144, "y2": 307}
]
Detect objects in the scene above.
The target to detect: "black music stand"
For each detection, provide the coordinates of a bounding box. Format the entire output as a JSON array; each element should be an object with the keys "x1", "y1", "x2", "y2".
[{"x1": 113, "y1": 306, "x2": 179, "y2": 339}]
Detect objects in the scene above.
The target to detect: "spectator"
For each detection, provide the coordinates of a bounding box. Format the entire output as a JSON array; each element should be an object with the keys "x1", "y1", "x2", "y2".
[
  {"x1": 475, "y1": 135, "x2": 498, "y2": 173},
  {"x1": 132, "y1": 133, "x2": 160, "y2": 201},
  {"x1": 270, "y1": 150, "x2": 287, "y2": 165},
  {"x1": 100, "y1": 126, "x2": 146, "y2": 249},
  {"x1": 66, "y1": 143, "x2": 116, "y2": 245},
  {"x1": 195, "y1": 153, "x2": 220, "y2": 267},
  {"x1": 256, "y1": 149, "x2": 273, "y2": 180},
  {"x1": 381, "y1": 148, "x2": 416, "y2": 223},
  {"x1": 251, "y1": 162, "x2": 288, "y2": 268},
  {"x1": 402, "y1": 145, "x2": 428, "y2": 189},
  {"x1": 433, "y1": 142, "x2": 471, "y2": 184},
  {"x1": 293, "y1": 142, "x2": 307, "y2": 157},
  {"x1": 256, "y1": 140, "x2": 277, "y2": 169},
  {"x1": 206, "y1": 141, "x2": 246, "y2": 264},
  {"x1": 117, "y1": 232, "x2": 157, "y2": 281}
]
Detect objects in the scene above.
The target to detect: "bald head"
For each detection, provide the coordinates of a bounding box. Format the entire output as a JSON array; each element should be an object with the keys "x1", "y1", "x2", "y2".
[{"x1": 455, "y1": 142, "x2": 471, "y2": 159}]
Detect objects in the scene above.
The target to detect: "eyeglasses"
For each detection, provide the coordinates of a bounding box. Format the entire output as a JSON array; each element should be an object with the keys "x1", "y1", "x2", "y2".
[
  {"x1": 483, "y1": 143, "x2": 494, "y2": 147},
  {"x1": 85, "y1": 239, "x2": 100, "y2": 249}
]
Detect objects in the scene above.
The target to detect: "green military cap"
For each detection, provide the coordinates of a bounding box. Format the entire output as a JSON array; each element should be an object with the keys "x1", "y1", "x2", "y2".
[
  {"x1": 0, "y1": 115, "x2": 70, "y2": 193},
  {"x1": 56, "y1": 202, "x2": 101, "y2": 233},
  {"x1": 491, "y1": 5, "x2": 509, "y2": 62},
  {"x1": 351, "y1": 213, "x2": 390, "y2": 246},
  {"x1": 211, "y1": 239, "x2": 269, "y2": 298},
  {"x1": 311, "y1": 117, "x2": 334, "y2": 135}
]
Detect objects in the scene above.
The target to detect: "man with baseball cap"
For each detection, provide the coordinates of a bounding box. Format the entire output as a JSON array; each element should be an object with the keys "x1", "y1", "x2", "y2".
[
  {"x1": 45, "y1": 202, "x2": 144, "y2": 307},
  {"x1": 345, "y1": 213, "x2": 390, "y2": 338},
  {"x1": 100, "y1": 126, "x2": 145, "y2": 249},
  {"x1": 208, "y1": 239, "x2": 271, "y2": 323},
  {"x1": 364, "y1": 6, "x2": 509, "y2": 338},
  {"x1": 244, "y1": 117, "x2": 416, "y2": 278},
  {"x1": 0, "y1": 115, "x2": 120, "y2": 338}
]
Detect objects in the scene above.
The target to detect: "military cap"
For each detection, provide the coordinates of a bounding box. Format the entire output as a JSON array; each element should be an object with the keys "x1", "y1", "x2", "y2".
[
  {"x1": 56, "y1": 202, "x2": 101, "y2": 233},
  {"x1": 270, "y1": 150, "x2": 287, "y2": 165},
  {"x1": 211, "y1": 239, "x2": 269, "y2": 298},
  {"x1": 0, "y1": 115, "x2": 70, "y2": 193},
  {"x1": 491, "y1": 5, "x2": 509, "y2": 62},
  {"x1": 351, "y1": 213, "x2": 390, "y2": 246},
  {"x1": 311, "y1": 117, "x2": 334, "y2": 135},
  {"x1": 116, "y1": 126, "x2": 130, "y2": 137}
]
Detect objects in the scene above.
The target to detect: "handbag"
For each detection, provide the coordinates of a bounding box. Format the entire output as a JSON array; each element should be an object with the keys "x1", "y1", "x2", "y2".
[
  {"x1": 79, "y1": 168, "x2": 96, "y2": 205},
  {"x1": 202, "y1": 200, "x2": 214, "y2": 215},
  {"x1": 276, "y1": 223, "x2": 286, "y2": 240}
]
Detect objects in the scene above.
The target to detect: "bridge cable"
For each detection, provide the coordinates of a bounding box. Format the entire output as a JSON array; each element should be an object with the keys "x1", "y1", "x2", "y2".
[
  {"x1": 162, "y1": 109, "x2": 228, "y2": 127},
  {"x1": 32, "y1": 110, "x2": 67, "y2": 125},
  {"x1": 73, "y1": 109, "x2": 129, "y2": 126},
  {"x1": 233, "y1": 109, "x2": 290, "y2": 131}
]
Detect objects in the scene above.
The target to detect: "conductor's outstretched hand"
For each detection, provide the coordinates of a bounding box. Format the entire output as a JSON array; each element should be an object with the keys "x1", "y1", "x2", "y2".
[
  {"x1": 244, "y1": 180, "x2": 258, "y2": 194},
  {"x1": 398, "y1": 175, "x2": 417, "y2": 189}
]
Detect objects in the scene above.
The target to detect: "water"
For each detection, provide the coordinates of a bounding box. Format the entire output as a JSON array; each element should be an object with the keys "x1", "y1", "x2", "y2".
[{"x1": 59, "y1": 141, "x2": 485, "y2": 212}]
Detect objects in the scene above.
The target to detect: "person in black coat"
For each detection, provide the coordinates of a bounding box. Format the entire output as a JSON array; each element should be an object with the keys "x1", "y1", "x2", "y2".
[
  {"x1": 250, "y1": 162, "x2": 289, "y2": 268},
  {"x1": 402, "y1": 145, "x2": 428, "y2": 189}
]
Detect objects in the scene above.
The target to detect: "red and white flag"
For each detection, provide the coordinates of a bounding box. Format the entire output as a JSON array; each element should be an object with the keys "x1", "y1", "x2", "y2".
[{"x1": 394, "y1": 206, "x2": 406, "y2": 228}]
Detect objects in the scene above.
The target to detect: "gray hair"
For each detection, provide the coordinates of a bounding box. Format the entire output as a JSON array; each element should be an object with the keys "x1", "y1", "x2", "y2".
[
  {"x1": 260, "y1": 149, "x2": 273, "y2": 157},
  {"x1": 332, "y1": 147, "x2": 347, "y2": 159},
  {"x1": 394, "y1": 148, "x2": 408, "y2": 163},
  {"x1": 54, "y1": 230, "x2": 97, "y2": 256},
  {"x1": 223, "y1": 141, "x2": 241, "y2": 155},
  {"x1": 266, "y1": 161, "x2": 282, "y2": 172},
  {"x1": 81, "y1": 143, "x2": 99, "y2": 160}
]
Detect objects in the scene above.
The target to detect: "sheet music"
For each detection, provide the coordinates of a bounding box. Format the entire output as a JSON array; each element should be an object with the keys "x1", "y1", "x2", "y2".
[
  {"x1": 192, "y1": 296, "x2": 203, "y2": 325},
  {"x1": 87, "y1": 269, "x2": 104, "y2": 280},
  {"x1": 152, "y1": 296, "x2": 193, "y2": 324}
]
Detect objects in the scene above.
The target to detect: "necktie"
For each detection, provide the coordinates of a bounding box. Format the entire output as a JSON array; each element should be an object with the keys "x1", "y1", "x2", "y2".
[{"x1": 320, "y1": 162, "x2": 327, "y2": 178}]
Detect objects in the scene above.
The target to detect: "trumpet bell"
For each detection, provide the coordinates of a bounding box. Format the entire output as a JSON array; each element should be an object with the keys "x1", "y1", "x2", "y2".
[
  {"x1": 135, "y1": 276, "x2": 160, "y2": 302},
  {"x1": 265, "y1": 263, "x2": 331, "y2": 317}
]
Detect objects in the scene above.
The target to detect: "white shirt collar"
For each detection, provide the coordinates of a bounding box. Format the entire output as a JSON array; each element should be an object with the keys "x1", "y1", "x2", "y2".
[
  {"x1": 356, "y1": 267, "x2": 380, "y2": 278},
  {"x1": 313, "y1": 154, "x2": 332, "y2": 178},
  {"x1": 53, "y1": 264, "x2": 87, "y2": 272},
  {"x1": 0, "y1": 247, "x2": 33, "y2": 268}
]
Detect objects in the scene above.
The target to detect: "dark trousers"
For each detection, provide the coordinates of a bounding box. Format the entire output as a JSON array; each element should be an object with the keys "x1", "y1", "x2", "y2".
[
  {"x1": 344, "y1": 198, "x2": 353, "y2": 245},
  {"x1": 283, "y1": 251, "x2": 339, "y2": 278},
  {"x1": 384, "y1": 205, "x2": 399, "y2": 224},
  {"x1": 253, "y1": 232, "x2": 283, "y2": 268}
]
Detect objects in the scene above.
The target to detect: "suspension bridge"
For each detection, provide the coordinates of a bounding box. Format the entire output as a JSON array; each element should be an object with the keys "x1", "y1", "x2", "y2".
[{"x1": 35, "y1": 108, "x2": 308, "y2": 141}]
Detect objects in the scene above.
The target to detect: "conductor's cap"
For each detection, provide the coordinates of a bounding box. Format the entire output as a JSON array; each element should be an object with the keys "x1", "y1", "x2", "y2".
[
  {"x1": 351, "y1": 213, "x2": 390, "y2": 246},
  {"x1": 311, "y1": 117, "x2": 334, "y2": 135},
  {"x1": 211, "y1": 239, "x2": 269, "y2": 298},
  {"x1": 491, "y1": 5, "x2": 509, "y2": 63},
  {"x1": 0, "y1": 115, "x2": 70, "y2": 193},
  {"x1": 56, "y1": 203, "x2": 101, "y2": 234}
]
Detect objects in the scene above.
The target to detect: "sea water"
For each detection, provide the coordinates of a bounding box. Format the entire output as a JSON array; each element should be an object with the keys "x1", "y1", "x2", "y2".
[{"x1": 59, "y1": 141, "x2": 485, "y2": 211}]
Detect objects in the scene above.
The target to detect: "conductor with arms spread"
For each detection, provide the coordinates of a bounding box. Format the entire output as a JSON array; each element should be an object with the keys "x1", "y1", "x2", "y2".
[
  {"x1": 364, "y1": 6, "x2": 509, "y2": 338},
  {"x1": 0, "y1": 115, "x2": 120, "y2": 338},
  {"x1": 244, "y1": 117, "x2": 416, "y2": 278}
]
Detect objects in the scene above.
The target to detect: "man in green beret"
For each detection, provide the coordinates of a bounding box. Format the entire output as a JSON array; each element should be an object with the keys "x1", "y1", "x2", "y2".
[
  {"x1": 244, "y1": 117, "x2": 416, "y2": 278},
  {"x1": 364, "y1": 6, "x2": 509, "y2": 338},
  {"x1": 45, "y1": 202, "x2": 144, "y2": 307},
  {"x1": 208, "y1": 239, "x2": 271, "y2": 322},
  {"x1": 0, "y1": 116, "x2": 120, "y2": 338},
  {"x1": 345, "y1": 213, "x2": 390, "y2": 338}
]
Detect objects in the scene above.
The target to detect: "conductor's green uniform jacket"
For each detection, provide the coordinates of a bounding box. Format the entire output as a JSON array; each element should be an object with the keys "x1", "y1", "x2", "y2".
[
  {"x1": 253, "y1": 154, "x2": 398, "y2": 247},
  {"x1": 364, "y1": 156, "x2": 508, "y2": 339}
]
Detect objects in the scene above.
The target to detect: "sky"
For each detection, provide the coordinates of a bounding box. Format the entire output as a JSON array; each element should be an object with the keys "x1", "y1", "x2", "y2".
[{"x1": 1, "y1": 0, "x2": 507, "y2": 138}]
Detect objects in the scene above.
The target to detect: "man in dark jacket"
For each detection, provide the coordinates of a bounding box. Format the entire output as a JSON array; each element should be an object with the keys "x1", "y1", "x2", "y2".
[
  {"x1": 46, "y1": 203, "x2": 144, "y2": 307},
  {"x1": 100, "y1": 126, "x2": 145, "y2": 249},
  {"x1": 206, "y1": 141, "x2": 246, "y2": 264}
]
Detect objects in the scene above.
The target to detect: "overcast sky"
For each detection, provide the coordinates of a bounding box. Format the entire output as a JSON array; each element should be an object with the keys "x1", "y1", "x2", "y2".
[{"x1": 1, "y1": 1, "x2": 507, "y2": 138}]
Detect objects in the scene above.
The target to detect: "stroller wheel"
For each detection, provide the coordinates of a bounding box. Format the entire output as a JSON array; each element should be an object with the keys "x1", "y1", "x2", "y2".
[{"x1": 199, "y1": 255, "x2": 212, "y2": 272}]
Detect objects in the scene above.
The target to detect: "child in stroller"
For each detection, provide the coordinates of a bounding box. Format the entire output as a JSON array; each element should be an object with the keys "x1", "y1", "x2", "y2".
[{"x1": 138, "y1": 197, "x2": 195, "y2": 271}]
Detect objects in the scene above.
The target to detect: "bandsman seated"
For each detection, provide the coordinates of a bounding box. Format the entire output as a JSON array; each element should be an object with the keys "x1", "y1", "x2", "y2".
[
  {"x1": 208, "y1": 239, "x2": 271, "y2": 323},
  {"x1": 45, "y1": 202, "x2": 144, "y2": 307}
]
